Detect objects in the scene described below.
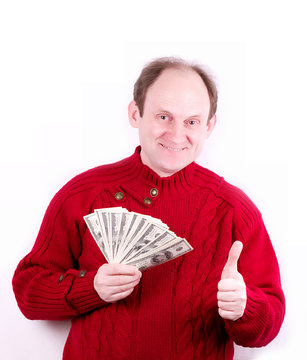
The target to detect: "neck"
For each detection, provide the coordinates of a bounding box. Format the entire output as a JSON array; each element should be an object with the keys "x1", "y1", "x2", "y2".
[{"x1": 139, "y1": 150, "x2": 182, "y2": 178}]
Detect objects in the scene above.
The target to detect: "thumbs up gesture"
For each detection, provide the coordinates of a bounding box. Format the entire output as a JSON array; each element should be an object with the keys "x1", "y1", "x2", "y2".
[{"x1": 217, "y1": 241, "x2": 247, "y2": 321}]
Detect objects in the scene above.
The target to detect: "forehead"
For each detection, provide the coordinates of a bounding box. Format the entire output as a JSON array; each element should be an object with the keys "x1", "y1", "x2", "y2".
[{"x1": 144, "y1": 68, "x2": 210, "y2": 113}]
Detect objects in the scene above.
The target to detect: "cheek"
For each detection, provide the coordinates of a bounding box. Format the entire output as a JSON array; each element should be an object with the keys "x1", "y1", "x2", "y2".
[
  {"x1": 140, "y1": 122, "x2": 164, "y2": 139},
  {"x1": 191, "y1": 132, "x2": 206, "y2": 147}
]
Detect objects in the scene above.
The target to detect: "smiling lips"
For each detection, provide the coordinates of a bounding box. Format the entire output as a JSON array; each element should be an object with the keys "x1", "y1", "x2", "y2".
[{"x1": 160, "y1": 143, "x2": 188, "y2": 152}]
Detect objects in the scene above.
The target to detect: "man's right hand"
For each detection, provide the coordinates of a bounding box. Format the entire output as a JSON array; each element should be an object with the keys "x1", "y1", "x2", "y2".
[{"x1": 94, "y1": 263, "x2": 142, "y2": 303}]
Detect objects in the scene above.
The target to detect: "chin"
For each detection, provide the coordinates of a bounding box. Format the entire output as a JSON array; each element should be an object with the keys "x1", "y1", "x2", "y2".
[{"x1": 158, "y1": 161, "x2": 189, "y2": 176}]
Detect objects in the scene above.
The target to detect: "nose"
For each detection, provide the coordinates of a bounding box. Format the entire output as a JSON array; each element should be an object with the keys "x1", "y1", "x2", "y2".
[{"x1": 166, "y1": 121, "x2": 186, "y2": 143}]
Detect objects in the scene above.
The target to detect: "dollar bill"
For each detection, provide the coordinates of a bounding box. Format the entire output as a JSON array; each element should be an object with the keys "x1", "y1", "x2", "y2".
[
  {"x1": 118, "y1": 214, "x2": 149, "y2": 257},
  {"x1": 125, "y1": 238, "x2": 193, "y2": 271},
  {"x1": 95, "y1": 209, "x2": 112, "y2": 260},
  {"x1": 113, "y1": 211, "x2": 134, "y2": 262},
  {"x1": 84, "y1": 213, "x2": 110, "y2": 262}
]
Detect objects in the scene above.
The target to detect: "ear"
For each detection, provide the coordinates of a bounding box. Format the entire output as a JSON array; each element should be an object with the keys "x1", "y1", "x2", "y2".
[
  {"x1": 205, "y1": 114, "x2": 217, "y2": 139},
  {"x1": 128, "y1": 100, "x2": 141, "y2": 128}
]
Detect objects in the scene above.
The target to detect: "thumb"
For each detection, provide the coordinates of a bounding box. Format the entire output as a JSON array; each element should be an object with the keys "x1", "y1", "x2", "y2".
[{"x1": 221, "y1": 241, "x2": 243, "y2": 279}]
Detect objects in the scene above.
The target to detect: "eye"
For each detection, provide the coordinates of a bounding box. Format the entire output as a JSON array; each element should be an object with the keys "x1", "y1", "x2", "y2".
[
  {"x1": 186, "y1": 119, "x2": 199, "y2": 126},
  {"x1": 160, "y1": 114, "x2": 169, "y2": 120}
]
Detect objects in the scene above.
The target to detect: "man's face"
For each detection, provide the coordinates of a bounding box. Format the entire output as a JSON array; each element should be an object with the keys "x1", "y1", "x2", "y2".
[{"x1": 129, "y1": 68, "x2": 216, "y2": 177}]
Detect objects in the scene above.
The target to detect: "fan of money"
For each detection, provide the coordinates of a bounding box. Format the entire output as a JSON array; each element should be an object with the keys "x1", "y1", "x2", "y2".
[{"x1": 84, "y1": 207, "x2": 193, "y2": 271}]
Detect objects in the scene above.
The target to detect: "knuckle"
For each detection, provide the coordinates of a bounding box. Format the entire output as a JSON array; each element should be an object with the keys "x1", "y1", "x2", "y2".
[
  {"x1": 120, "y1": 284, "x2": 131, "y2": 292},
  {"x1": 100, "y1": 263, "x2": 109, "y2": 272}
]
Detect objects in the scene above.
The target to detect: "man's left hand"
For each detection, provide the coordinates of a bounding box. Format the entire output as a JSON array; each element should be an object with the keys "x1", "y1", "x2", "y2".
[{"x1": 217, "y1": 241, "x2": 247, "y2": 321}]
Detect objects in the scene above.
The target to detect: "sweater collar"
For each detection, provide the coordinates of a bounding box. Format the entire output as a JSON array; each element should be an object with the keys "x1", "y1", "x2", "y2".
[{"x1": 122, "y1": 146, "x2": 199, "y2": 198}]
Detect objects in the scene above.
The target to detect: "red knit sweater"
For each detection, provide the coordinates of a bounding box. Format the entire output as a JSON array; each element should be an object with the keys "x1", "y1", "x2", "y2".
[{"x1": 12, "y1": 147, "x2": 285, "y2": 360}]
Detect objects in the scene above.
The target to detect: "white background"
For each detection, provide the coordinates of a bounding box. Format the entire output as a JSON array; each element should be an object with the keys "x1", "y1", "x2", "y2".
[{"x1": 1, "y1": 1, "x2": 306, "y2": 359}]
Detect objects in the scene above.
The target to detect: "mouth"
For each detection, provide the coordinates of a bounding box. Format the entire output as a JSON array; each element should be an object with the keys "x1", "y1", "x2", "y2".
[{"x1": 160, "y1": 143, "x2": 187, "y2": 152}]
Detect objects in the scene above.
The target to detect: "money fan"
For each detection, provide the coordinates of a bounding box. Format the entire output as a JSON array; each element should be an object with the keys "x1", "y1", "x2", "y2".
[{"x1": 84, "y1": 207, "x2": 193, "y2": 271}]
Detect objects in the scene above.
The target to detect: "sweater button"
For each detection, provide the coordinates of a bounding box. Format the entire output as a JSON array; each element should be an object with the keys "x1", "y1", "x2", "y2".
[
  {"x1": 58, "y1": 274, "x2": 64, "y2": 282},
  {"x1": 144, "y1": 197, "x2": 152, "y2": 205},
  {"x1": 150, "y1": 188, "x2": 158, "y2": 197},
  {"x1": 78, "y1": 270, "x2": 87, "y2": 278},
  {"x1": 115, "y1": 191, "x2": 124, "y2": 200}
]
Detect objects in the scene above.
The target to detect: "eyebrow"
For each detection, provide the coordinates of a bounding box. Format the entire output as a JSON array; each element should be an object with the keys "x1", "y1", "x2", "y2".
[
  {"x1": 155, "y1": 109, "x2": 173, "y2": 115},
  {"x1": 155, "y1": 109, "x2": 203, "y2": 119}
]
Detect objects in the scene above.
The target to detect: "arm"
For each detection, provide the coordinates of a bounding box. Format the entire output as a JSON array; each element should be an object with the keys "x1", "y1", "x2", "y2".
[
  {"x1": 222, "y1": 214, "x2": 285, "y2": 347},
  {"x1": 12, "y1": 182, "x2": 106, "y2": 320}
]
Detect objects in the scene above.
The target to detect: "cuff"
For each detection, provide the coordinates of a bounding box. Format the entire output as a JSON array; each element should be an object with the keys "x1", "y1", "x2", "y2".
[
  {"x1": 224, "y1": 286, "x2": 271, "y2": 346},
  {"x1": 65, "y1": 269, "x2": 107, "y2": 314}
]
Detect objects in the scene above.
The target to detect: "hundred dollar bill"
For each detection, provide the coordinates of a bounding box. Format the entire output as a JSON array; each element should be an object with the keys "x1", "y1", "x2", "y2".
[
  {"x1": 95, "y1": 209, "x2": 112, "y2": 260},
  {"x1": 117, "y1": 214, "x2": 149, "y2": 257},
  {"x1": 84, "y1": 213, "x2": 110, "y2": 262},
  {"x1": 115, "y1": 212, "x2": 138, "y2": 259},
  {"x1": 125, "y1": 238, "x2": 193, "y2": 271},
  {"x1": 95, "y1": 207, "x2": 128, "y2": 261},
  {"x1": 109, "y1": 210, "x2": 123, "y2": 260},
  {"x1": 109, "y1": 207, "x2": 129, "y2": 260},
  {"x1": 113, "y1": 211, "x2": 134, "y2": 262}
]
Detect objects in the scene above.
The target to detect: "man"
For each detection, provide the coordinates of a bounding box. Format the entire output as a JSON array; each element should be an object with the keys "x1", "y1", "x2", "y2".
[{"x1": 12, "y1": 57, "x2": 285, "y2": 359}]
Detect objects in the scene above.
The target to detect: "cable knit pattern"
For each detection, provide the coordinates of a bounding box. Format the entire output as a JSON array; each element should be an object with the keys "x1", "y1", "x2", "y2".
[{"x1": 12, "y1": 146, "x2": 285, "y2": 360}]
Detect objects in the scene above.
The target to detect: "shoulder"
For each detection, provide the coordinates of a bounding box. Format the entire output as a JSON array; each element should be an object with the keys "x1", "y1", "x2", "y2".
[
  {"x1": 194, "y1": 163, "x2": 262, "y2": 228},
  {"x1": 219, "y1": 179, "x2": 262, "y2": 227},
  {"x1": 60, "y1": 154, "x2": 133, "y2": 194},
  {"x1": 193, "y1": 163, "x2": 224, "y2": 193},
  {"x1": 47, "y1": 156, "x2": 132, "y2": 213}
]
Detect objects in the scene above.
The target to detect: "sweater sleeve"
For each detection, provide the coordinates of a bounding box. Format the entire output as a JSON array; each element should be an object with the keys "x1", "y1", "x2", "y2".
[
  {"x1": 223, "y1": 191, "x2": 285, "y2": 347},
  {"x1": 12, "y1": 181, "x2": 107, "y2": 321}
]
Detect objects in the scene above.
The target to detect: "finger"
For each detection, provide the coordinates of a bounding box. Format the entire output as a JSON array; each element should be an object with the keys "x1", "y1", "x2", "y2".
[
  {"x1": 106, "y1": 279, "x2": 141, "y2": 293},
  {"x1": 221, "y1": 241, "x2": 243, "y2": 279},
  {"x1": 218, "y1": 279, "x2": 240, "y2": 292},
  {"x1": 226, "y1": 241, "x2": 243, "y2": 268},
  {"x1": 103, "y1": 274, "x2": 141, "y2": 287},
  {"x1": 108, "y1": 288, "x2": 135, "y2": 303},
  {"x1": 218, "y1": 291, "x2": 243, "y2": 304},
  {"x1": 218, "y1": 300, "x2": 238, "y2": 311},
  {"x1": 101, "y1": 263, "x2": 141, "y2": 276},
  {"x1": 217, "y1": 290, "x2": 238, "y2": 302},
  {"x1": 218, "y1": 308, "x2": 237, "y2": 320}
]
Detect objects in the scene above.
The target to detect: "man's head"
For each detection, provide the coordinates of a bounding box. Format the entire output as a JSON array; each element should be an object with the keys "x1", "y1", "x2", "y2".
[
  {"x1": 133, "y1": 57, "x2": 218, "y2": 122},
  {"x1": 129, "y1": 57, "x2": 217, "y2": 177}
]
